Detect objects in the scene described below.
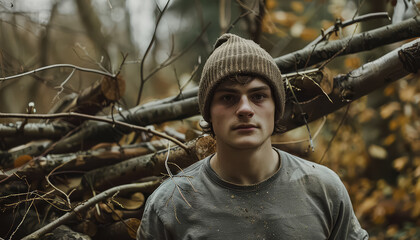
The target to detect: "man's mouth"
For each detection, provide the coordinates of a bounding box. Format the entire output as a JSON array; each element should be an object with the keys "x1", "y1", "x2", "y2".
[{"x1": 232, "y1": 124, "x2": 258, "y2": 130}]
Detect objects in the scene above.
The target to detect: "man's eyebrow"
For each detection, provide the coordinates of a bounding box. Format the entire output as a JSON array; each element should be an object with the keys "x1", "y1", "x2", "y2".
[
  {"x1": 215, "y1": 85, "x2": 271, "y2": 93},
  {"x1": 247, "y1": 86, "x2": 271, "y2": 93}
]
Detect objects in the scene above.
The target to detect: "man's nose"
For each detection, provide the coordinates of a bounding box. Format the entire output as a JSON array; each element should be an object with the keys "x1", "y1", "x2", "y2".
[{"x1": 236, "y1": 96, "x2": 254, "y2": 118}]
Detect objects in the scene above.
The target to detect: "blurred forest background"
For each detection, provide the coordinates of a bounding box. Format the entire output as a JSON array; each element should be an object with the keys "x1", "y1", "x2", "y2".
[{"x1": 0, "y1": 0, "x2": 419, "y2": 239}]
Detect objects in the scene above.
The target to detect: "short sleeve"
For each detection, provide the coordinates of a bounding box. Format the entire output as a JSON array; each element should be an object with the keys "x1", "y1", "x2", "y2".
[
  {"x1": 137, "y1": 197, "x2": 172, "y2": 240},
  {"x1": 329, "y1": 181, "x2": 369, "y2": 240}
]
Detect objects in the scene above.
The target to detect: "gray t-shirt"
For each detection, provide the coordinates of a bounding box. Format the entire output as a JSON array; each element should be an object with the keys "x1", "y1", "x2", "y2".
[{"x1": 137, "y1": 148, "x2": 368, "y2": 240}]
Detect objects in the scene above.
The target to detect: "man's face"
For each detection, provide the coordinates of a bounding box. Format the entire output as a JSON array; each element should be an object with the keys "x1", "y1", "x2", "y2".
[{"x1": 210, "y1": 77, "x2": 275, "y2": 150}]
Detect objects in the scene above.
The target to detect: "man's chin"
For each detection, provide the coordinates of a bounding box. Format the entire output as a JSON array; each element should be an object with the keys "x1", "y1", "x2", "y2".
[{"x1": 227, "y1": 140, "x2": 264, "y2": 150}]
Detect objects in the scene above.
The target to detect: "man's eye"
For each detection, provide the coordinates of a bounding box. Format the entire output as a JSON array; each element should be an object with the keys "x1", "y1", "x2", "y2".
[
  {"x1": 221, "y1": 95, "x2": 234, "y2": 102},
  {"x1": 252, "y1": 93, "x2": 267, "y2": 101}
]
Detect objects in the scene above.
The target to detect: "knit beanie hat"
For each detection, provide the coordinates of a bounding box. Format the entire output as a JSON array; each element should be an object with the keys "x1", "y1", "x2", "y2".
[{"x1": 198, "y1": 33, "x2": 285, "y2": 124}]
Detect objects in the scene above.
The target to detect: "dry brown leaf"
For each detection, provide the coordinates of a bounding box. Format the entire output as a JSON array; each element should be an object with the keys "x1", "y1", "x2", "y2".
[
  {"x1": 126, "y1": 218, "x2": 141, "y2": 239},
  {"x1": 14, "y1": 154, "x2": 32, "y2": 168},
  {"x1": 114, "y1": 192, "x2": 145, "y2": 210},
  {"x1": 101, "y1": 76, "x2": 125, "y2": 101},
  {"x1": 380, "y1": 102, "x2": 401, "y2": 119}
]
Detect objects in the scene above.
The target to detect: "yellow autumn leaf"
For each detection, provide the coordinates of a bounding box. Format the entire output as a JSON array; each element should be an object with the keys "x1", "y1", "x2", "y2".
[
  {"x1": 272, "y1": 11, "x2": 298, "y2": 27},
  {"x1": 389, "y1": 115, "x2": 407, "y2": 131},
  {"x1": 392, "y1": 156, "x2": 409, "y2": 171},
  {"x1": 368, "y1": 144, "x2": 387, "y2": 159},
  {"x1": 290, "y1": 1, "x2": 304, "y2": 13},
  {"x1": 344, "y1": 56, "x2": 361, "y2": 69},
  {"x1": 386, "y1": 225, "x2": 399, "y2": 237},
  {"x1": 383, "y1": 85, "x2": 396, "y2": 96},
  {"x1": 383, "y1": 134, "x2": 396, "y2": 146},
  {"x1": 356, "y1": 196, "x2": 377, "y2": 217},
  {"x1": 266, "y1": 0, "x2": 277, "y2": 10},
  {"x1": 372, "y1": 205, "x2": 386, "y2": 224},
  {"x1": 300, "y1": 27, "x2": 319, "y2": 41},
  {"x1": 358, "y1": 108, "x2": 375, "y2": 123},
  {"x1": 399, "y1": 86, "x2": 416, "y2": 102}
]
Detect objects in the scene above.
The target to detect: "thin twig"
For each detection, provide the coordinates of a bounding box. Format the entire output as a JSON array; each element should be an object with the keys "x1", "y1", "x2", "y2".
[
  {"x1": 272, "y1": 116, "x2": 326, "y2": 145},
  {"x1": 306, "y1": 12, "x2": 390, "y2": 48},
  {"x1": 9, "y1": 199, "x2": 34, "y2": 240},
  {"x1": 285, "y1": 78, "x2": 315, "y2": 151},
  {"x1": 74, "y1": 43, "x2": 111, "y2": 74},
  {"x1": 0, "y1": 63, "x2": 115, "y2": 82},
  {"x1": 142, "y1": 23, "x2": 209, "y2": 83},
  {"x1": 137, "y1": 0, "x2": 171, "y2": 105},
  {"x1": 164, "y1": 141, "x2": 192, "y2": 207},
  {"x1": 318, "y1": 105, "x2": 350, "y2": 164},
  {"x1": 45, "y1": 160, "x2": 74, "y2": 208},
  {"x1": 52, "y1": 68, "x2": 76, "y2": 102}
]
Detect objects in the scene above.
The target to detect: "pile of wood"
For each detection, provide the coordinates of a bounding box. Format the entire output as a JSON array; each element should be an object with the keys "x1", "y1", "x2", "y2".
[{"x1": 0, "y1": 74, "x2": 216, "y2": 240}]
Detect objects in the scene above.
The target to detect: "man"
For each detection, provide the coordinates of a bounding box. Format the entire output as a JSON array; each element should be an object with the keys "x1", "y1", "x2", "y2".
[{"x1": 137, "y1": 33, "x2": 368, "y2": 239}]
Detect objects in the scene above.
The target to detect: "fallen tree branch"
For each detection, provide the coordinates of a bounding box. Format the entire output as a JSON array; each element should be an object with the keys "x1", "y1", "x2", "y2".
[
  {"x1": 50, "y1": 96, "x2": 199, "y2": 153},
  {"x1": 0, "y1": 139, "x2": 171, "y2": 182},
  {"x1": 0, "y1": 122, "x2": 71, "y2": 141},
  {"x1": 81, "y1": 136, "x2": 215, "y2": 191},
  {"x1": 276, "y1": 16, "x2": 420, "y2": 73},
  {"x1": 278, "y1": 37, "x2": 420, "y2": 129},
  {"x1": 306, "y1": 12, "x2": 390, "y2": 48},
  {"x1": 0, "y1": 112, "x2": 188, "y2": 151}
]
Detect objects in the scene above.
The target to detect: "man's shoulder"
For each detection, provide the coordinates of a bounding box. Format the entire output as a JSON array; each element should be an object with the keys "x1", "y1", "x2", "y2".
[
  {"x1": 277, "y1": 149, "x2": 343, "y2": 188},
  {"x1": 146, "y1": 158, "x2": 207, "y2": 205}
]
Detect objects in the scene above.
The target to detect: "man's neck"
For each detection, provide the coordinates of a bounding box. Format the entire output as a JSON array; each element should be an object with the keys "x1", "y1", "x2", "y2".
[{"x1": 210, "y1": 140, "x2": 280, "y2": 185}]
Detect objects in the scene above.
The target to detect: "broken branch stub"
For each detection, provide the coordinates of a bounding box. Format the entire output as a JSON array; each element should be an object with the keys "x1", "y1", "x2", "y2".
[{"x1": 59, "y1": 76, "x2": 125, "y2": 126}]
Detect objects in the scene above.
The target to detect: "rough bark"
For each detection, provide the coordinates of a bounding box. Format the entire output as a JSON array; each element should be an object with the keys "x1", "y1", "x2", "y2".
[
  {"x1": 0, "y1": 139, "x2": 171, "y2": 182},
  {"x1": 50, "y1": 96, "x2": 200, "y2": 153},
  {"x1": 276, "y1": 16, "x2": 420, "y2": 73},
  {"x1": 81, "y1": 136, "x2": 216, "y2": 191},
  {"x1": 278, "y1": 38, "x2": 420, "y2": 130}
]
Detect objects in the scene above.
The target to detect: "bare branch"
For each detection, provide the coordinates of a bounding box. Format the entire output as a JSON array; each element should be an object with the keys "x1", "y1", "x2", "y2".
[
  {"x1": 137, "y1": 0, "x2": 171, "y2": 105},
  {"x1": 306, "y1": 12, "x2": 391, "y2": 48},
  {"x1": 0, "y1": 64, "x2": 115, "y2": 82},
  {"x1": 0, "y1": 112, "x2": 188, "y2": 151},
  {"x1": 276, "y1": 16, "x2": 420, "y2": 73}
]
